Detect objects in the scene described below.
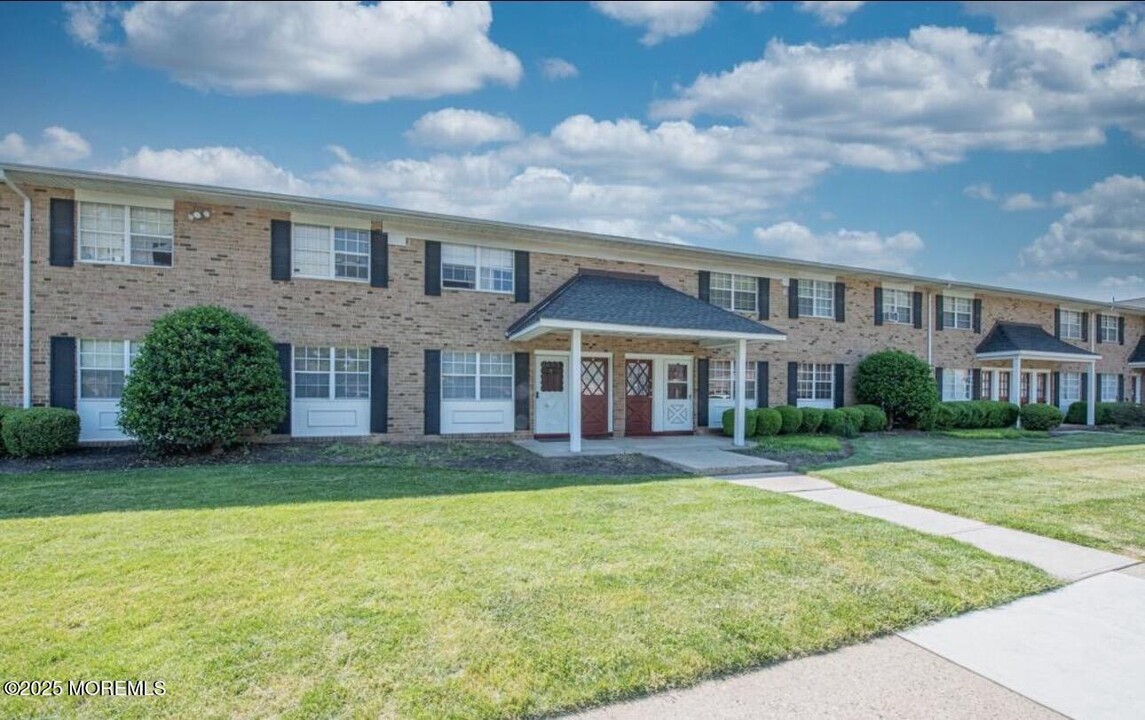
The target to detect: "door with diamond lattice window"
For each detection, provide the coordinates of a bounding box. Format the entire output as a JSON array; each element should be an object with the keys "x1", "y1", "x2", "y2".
[
  {"x1": 625, "y1": 359, "x2": 653, "y2": 435},
  {"x1": 581, "y1": 358, "x2": 610, "y2": 436}
]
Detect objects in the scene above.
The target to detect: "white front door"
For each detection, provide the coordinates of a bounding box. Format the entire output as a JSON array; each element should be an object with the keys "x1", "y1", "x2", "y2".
[
  {"x1": 535, "y1": 354, "x2": 569, "y2": 435},
  {"x1": 659, "y1": 358, "x2": 692, "y2": 432}
]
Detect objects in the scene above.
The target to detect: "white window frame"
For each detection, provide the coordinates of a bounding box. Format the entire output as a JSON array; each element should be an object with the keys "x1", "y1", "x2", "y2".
[
  {"x1": 441, "y1": 351, "x2": 514, "y2": 402},
  {"x1": 1059, "y1": 310, "x2": 1082, "y2": 341},
  {"x1": 441, "y1": 244, "x2": 514, "y2": 294},
  {"x1": 1100, "y1": 374, "x2": 1119, "y2": 402},
  {"x1": 798, "y1": 279, "x2": 835, "y2": 319},
  {"x1": 78, "y1": 340, "x2": 140, "y2": 400},
  {"x1": 943, "y1": 296, "x2": 973, "y2": 330},
  {"x1": 291, "y1": 224, "x2": 371, "y2": 282},
  {"x1": 709, "y1": 272, "x2": 757, "y2": 313},
  {"x1": 797, "y1": 363, "x2": 834, "y2": 402},
  {"x1": 1099, "y1": 315, "x2": 1119, "y2": 343},
  {"x1": 292, "y1": 347, "x2": 371, "y2": 401},
  {"x1": 1060, "y1": 372, "x2": 1082, "y2": 405},
  {"x1": 942, "y1": 369, "x2": 973, "y2": 402},
  {"x1": 882, "y1": 288, "x2": 913, "y2": 325},
  {"x1": 77, "y1": 201, "x2": 174, "y2": 268},
  {"x1": 709, "y1": 359, "x2": 756, "y2": 400}
]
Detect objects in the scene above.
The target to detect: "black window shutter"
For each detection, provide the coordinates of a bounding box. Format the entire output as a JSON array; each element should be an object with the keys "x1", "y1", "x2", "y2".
[
  {"x1": 756, "y1": 361, "x2": 769, "y2": 408},
  {"x1": 49, "y1": 199, "x2": 75, "y2": 267},
  {"x1": 912, "y1": 291, "x2": 923, "y2": 329},
  {"x1": 370, "y1": 230, "x2": 388, "y2": 288},
  {"x1": 274, "y1": 343, "x2": 291, "y2": 435},
  {"x1": 1119, "y1": 374, "x2": 1125, "y2": 402},
  {"x1": 1054, "y1": 309, "x2": 1062, "y2": 339},
  {"x1": 757, "y1": 277, "x2": 770, "y2": 319},
  {"x1": 270, "y1": 220, "x2": 291, "y2": 281},
  {"x1": 1096, "y1": 372, "x2": 1103, "y2": 401},
  {"x1": 424, "y1": 241, "x2": 442, "y2": 296},
  {"x1": 696, "y1": 358, "x2": 709, "y2": 427},
  {"x1": 49, "y1": 336, "x2": 76, "y2": 410},
  {"x1": 698, "y1": 271, "x2": 710, "y2": 303},
  {"x1": 1080, "y1": 372, "x2": 1088, "y2": 406},
  {"x1": 424, "y1": 349, "x2": 441, "y2": 435},
  {"x1": 972, "y1": 298, "x2": 983, "y2": 334},
  {"x1": 514, "y1": 352, "x2": 530, "y2": 430},
  {"x1": 973, "y1": 369, "x2": 982, "y2": 399},
  {"x1": 1081, "y1": 312, "x2": 1089, "y2": 342},
  {"x1": 786, "y1": 362, "x2": 798, "y2": 405},
  {"x1": 1095, "y1": 314, "x2": 1103, "y2": 344},
  {"x1": 1118, "y1": 316, "x2": 1125, "y2": 345},
  {"x1": 874, "y1": 287, "x2": 884, "y2": 326},
  {"x1": 834, "y1": 282, "x2": 846, "y2": 322},
  {"x1": 370, "y1": 347, "x2": 389, "y2": 433},
  {"x1": 834, "y1": 363, "x2": 845, "y2": 408},
  {"x1": 935, "y1": 295, "x2": 945, "y2": 331},
  {"x1": 513, "y1": 251, "x2": 530, "y2": 303},
  {"x1": 1053, "y1": 371, "x2": 1061, "y2": 407},
  {"x1": 788, "y1": 279, "x2": 800, "y2": 319},
  {"x1": 935, "y1": 367, "x2": 944, "y2": 400}
]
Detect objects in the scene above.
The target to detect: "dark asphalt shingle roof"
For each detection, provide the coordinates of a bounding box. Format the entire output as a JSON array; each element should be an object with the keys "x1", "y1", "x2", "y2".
[
  {"x1": 507, "y1": 270, "x2": 784, "y2": 338},
  {"x1": 1130, "y1": 335, "x2": 1145, "y2": 364},
  {"x1": 975, "y1": 321, "x2": 1100, "y2": 357}
]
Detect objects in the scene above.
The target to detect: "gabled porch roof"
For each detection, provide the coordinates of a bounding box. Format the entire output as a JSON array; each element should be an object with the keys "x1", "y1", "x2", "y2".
[
  {"x1": 975, "y1": 322, "x2": 1101, "y2": 362},
  {"x1": 506, "y1": 270, "x2": 786, "y2": 343},
  {"x1": 1130, "y1": 336, "x2": 1145, "y2": 368}
]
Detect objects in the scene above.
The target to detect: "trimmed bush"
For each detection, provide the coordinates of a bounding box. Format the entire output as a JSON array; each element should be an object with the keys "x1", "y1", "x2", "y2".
[
  {"x1": 775, "y1": 405, "x2": 803, "y2": 435},
  {"x1": 721, "y1": 407, "x2": 758, "y2": 437},
  {"x1": 920, "y1": 403, "x2": 955, "y2": 431},
  {"x1": 853, "y1": 404, "x2": 887, "y2": 432},
  {"x1": 822, "y1": 408, "x2": 860, "y2": 438},
  {"x1": 756, "y1": 408, "x2": 783, "y2": 436},
  {"x1": 0, "y1": 405, "x2": 18, "y2": 456},
  {"x1": 1, "y1": 407, "x2": 80, "y2": 457},
  {"x1": 840, "y1": 406, "x2": 865, "y2": 431},
  {"x1": 854, "y1": 350, "x2": 939, "y2": 428},
  {"x1": 1107, "y1": 402, "x2": 1145, "y2": 427},
  {"x1": 799, "y1": 407, "x2": 824, "y2": 434},
  {"x1": 119, "y1": 306, "x2": 287, "y2": 453},
  {"x1": 1065, "y1": 402, "x2": 1119, "y2": 425},
  {"x1": 1019, "y1": 403, "x2": 1063, "y2": 431}
]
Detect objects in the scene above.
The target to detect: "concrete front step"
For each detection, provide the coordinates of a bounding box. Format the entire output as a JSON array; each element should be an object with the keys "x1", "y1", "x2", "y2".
[{"x1": 640, "y1": 449, "x2": 788, "y2": 476}]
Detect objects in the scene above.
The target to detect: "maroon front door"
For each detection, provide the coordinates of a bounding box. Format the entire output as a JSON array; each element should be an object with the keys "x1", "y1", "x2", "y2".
[
  {"x1": 581, "y1": 358, "x2": 610, "y2": 437},
  {"x1": 625, "y1": 359, "x2": 653, "y2": 435}
]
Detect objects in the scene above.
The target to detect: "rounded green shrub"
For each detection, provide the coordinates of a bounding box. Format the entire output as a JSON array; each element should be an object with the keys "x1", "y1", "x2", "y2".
[
  {"x1": 1020, "y1": 403, "x2": 1063, "y2": 431},
  {"x1": 756, "y1": 408, "x2": 783, "y2": 436},
  {"x1": 799, "y1": 407, "x2": 824, "y2": 434},
  {"x1": 721, "y1": 407, "x2": 758, "y2": 437},
  {"x1": 840, "y1": 406, "x2": 865, "y2": 431},
  {"x1": 1065, "y1": 401, "x2": 1086, "y2": 424},
  {"x1": 119, "y1": 306, "x2": 287, "y2": 453},
  {"x1": 1065, "y1": 402, "x2": 1117, "y2": 425},
  {"x1": 1108, "y1": 402, "x2": 1145, "y2": 427},
  {"x1": 852, "y1": 404, "x2": 887, "y2": 432},
  {"x1": 775, "y1": 405, "x2": 803, "y2": 434},
  {"x1": 1, "y1": 407, "x2": 80, "y2": 457},
  {"x1": 920, "y1": 403, "x2": 955, "y2": 431},
  {"x1": 822, "y1": 408, "x2": 859, "y2": 438},
  {"x1": 854, "y1": 350, "x2": 939, "y2": 428}
]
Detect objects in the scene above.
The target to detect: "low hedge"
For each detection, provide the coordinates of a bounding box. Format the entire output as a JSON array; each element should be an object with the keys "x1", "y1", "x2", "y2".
[
  {"x1": 0, "y1": 407, "x2": 80, "y2": 457},
  {"x1": 1019, "y1": 403, "x2": 1063, "y2": 431},
  {"x1": 721, "y1": 407, "x2": 758, "y2": 438},
  {"x1": 1065, "y1": 401, "x2": 1122, "y2": 425},
  {"x1": 799, "y1": 407, "x2": 824, "y2": 434},
  {"x1": 776, "y1": 406, "x2": 803, "y2": 434},
  {"x1": 852, "y1": 404, "x2": 887, "y2": 432},
  {"x1": 756, "y1": 408, "x2": 783, "y2": 436},
  {"x1": 822, "y1": 408, "x2": 860, "y2": 438},
  {"x1": 0, "y1": 405, "x2": 17, "y2": 456},
  {"x1": 922, "y1": 400, "x2": 1019, "y2": 431},
  {"x1": 1108, "y1": 402, "x2": 1145, "y2": 427}
]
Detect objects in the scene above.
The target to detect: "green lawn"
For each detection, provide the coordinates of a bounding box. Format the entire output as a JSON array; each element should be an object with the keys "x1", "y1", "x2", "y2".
[
  {"x1": 815, "y1": 435, "x2": 1145, "y2": 559},
  {"x1": 0, "y1": 465, "x2": 1053, "y2": 719},
  {"x1": 756, "y1": 434, "x2": 843, "y2": 453}
]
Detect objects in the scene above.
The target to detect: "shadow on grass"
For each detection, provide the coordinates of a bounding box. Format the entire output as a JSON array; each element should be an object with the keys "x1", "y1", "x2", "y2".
[{"x1": 0, "y1": 464, "x2": 679, "y2": 521}]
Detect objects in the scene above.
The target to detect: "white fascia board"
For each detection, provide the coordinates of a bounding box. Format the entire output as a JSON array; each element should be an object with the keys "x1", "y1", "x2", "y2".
[
  {"x1": 507, "y1": 318, "x2": 787, "y2": 343},
  {"x1": 975, "y1": 350, "x2": 1101, "y2": 362},
  {"x1": 74, "y1": 188, "x2": 173, "y2": 210},
  {"x1": 291, "y1": 211, "x2": 372, "y2": 230}
]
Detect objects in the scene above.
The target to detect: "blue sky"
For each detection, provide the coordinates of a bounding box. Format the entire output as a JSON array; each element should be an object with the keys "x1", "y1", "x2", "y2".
[{"x1": 1, "y1": 1, "x2": 1142, "y2": 300}]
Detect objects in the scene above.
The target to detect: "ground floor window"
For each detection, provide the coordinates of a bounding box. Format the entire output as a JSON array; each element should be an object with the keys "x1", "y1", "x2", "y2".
[
  {"x1": 709, "y1": 360, "x2": 756, "y2": 400},
  {"x1": 998, "y1": 371, "x2": 1011, "y2": 402},
  {"x1": 79, "y1": 339, "x2": 140, "y2": 400},
  {"x1": 442, "y1": 351, "x2": 514, "y2": 401},
  {"x1": 293, "y1": 347, "x2": 370, "y2": 399},
  {"x1": 979, "y1": 370, "x2": 992, "y2": 400},
  {"x1": 1061, "y1": 372, "x2": 1082, "y2": 405},
  {"x1": 1100, "y1": 374, "x2": 1119, "y2": 402},
  {"x1": 942, "y1": 369, "x2": 973, "y2": 402},
  {"x1": 797, "y1": 363, "x2": 833, "y2": 402}
]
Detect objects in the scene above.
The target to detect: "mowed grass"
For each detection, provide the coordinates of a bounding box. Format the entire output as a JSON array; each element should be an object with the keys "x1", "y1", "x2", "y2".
[
  {"x1": 756, "y1": 434, "x2": 843, "y2": 453},
  {"x1": 816, "y1": 437, "x2": 1145, "y2": 559},
  {"x1": 0, "y1": 466, "x2": 1054, "y2": 719}
]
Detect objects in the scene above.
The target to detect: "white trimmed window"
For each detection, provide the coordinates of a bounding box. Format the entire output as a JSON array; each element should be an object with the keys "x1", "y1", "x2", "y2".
[
  {"x1": 943, "y1": 297, "x2": 972, "y2": 330},
  {"x1": 293, "y1": 347, "x2": 370, "y2": 400},
  {"x1": 942, "y1": 369, "x2": 973, "y2": 401},
  {"x1": 710, "y1": 273, "x2": 756, "y2": 312},
  {"x1": 442, "y1": 245, "x2": 514, "y2": 293},
  {"x1": 709, "y1": 360, "x2": 756, "y2": 400},
  {"x1": 1061, "y1": 372, "x2": 1081, "y2": 404},
  {"x1": 798, "y1": 280, "x2": 835, "y2": 318},
  {"x1": 882, "y1": 289, "x2": 913, "y2": 325},
  {"x1": 442, "y1": 351, "x2": 514, "y2": 401},
  {"x1": 1100, "y1": 374, "x2": 1118, "y2": 402},
  {"x1": 78, "y1": 202, "x2": 173, "y2": 267},
  {"x1": 79, "y1": 340, "x2": 140, "y2": 400},
  {"x1": 797, "y1": 363, "x2": 834, "y2": 401},
  {"x1": 292, "y1": 224, "x2": 370, "y2": 281},
  {"x1": 1099, "y1": 315, "x2": 1119, "y2": 343},
  {"x1": 1059, "y1": 310, "x2": 1082, "y2": 340}
]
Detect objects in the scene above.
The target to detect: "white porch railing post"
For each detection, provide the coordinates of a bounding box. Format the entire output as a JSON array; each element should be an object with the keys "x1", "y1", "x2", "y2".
[
  {"x1": 570, "y1": 329, "x2": 582, "y2": 453},
  {"x1": 734, "y1": 338, "x2": 747, "y2": 447}
]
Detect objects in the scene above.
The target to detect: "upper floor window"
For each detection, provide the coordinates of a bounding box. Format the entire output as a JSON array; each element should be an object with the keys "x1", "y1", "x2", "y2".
[
  {"x1": 798, "y1": 280, "x2": 835, "y2": 319},
  {"x1": 882, "y1": 289, "x2": 913, "y2": 325},
  {"x1": 1099, "y1": 315, "x2": 1119, "y2": 343},
  {"x1": 293, "y1": 224, "x2": 369, "y2": 281},
  {"x1": 710, "y1": 272, "x2": 756, "y2": 313},
  {"x1": 797, "y1": 363, "x2": 834, "y2": 401},
  {"x1": 942, "y1": 369, "x2": 973, "y2": 402},
  {"x1": 442, "y1": 245, "x2": 514, "y2": 293},
  {"x1": 441, "y1": 351, "x2": 514, "y2": 401},
  {"x1": 78, "y1": 202, "x2": 173, "y2": 267},
  {"x1": 709, "y1": 360, "x2": 756, "y2": 400},
  {"x1": 943, "y1": 297, "x2": 973, "y2": 330},
  {"x1": 293, "y1": 347, "x2": 371, "y2": 400},
  {"x1": 1060, "y1": 310, "x2": 1082, "y2": 340},
  {"x1": 79, "y1": 339, "x2": 140, "y2": 400}
]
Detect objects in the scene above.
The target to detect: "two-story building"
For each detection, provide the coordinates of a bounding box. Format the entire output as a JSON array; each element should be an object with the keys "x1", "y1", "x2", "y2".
[{"x1": 1, "y1": 163, "x2": 1142, "y2": 449}]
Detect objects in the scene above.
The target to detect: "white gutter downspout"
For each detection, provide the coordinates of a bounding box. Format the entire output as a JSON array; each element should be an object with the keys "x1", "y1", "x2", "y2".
[{"x1": 1, "y1": 171, "x2": 32, "y2": 408}]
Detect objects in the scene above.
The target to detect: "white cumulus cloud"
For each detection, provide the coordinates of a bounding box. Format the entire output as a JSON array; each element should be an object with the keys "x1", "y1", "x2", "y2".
[
  {"x1": 796, "y1": 1, "x2": 866, "y2": 27},
  {"x1": 65, "y1": 1, "x2": 522, "y2": 102},
  {"x1": 0, "y1": 126, "x2": 92, "y2": 165},
  {"x1": 539, "y1": 57, "x2": 579, "y2": 80},
  {"x1": 963, "y1": 1, "x2": 1133, "y2": 29},
  {"x1": 406, "y1": 109, "x2": 523, "y2": 148},
  {"x1": 752, "y1": 221, "x2": 925, "y2": 272},
  {"x1": 109, "y1": 146, "x2": 310, "y2": 195},
  {"x1": 1000, "y1": 193, "x2": 1045, "y2": 211},
  {"x1": 1020, "y1": 174, "x2": 1145, "y2": 268},
  {"x1": 591, "y1": 1, "x2": 717, "y2": 45}
]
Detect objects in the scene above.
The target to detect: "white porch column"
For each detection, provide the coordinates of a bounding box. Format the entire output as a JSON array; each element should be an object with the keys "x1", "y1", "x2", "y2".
[
  {"x1": 569, "y1": 329, "x2": 582, "y2": 453},
  {"x1": 1009, "y1": 356, "x2": 1021, "y2": 406},
  {"x1": 1086, "y1": 360, "x2": 1097, "y2": 426},
  {"x1": 734, "y1": 338, "x2": 747, "y2": 447}
]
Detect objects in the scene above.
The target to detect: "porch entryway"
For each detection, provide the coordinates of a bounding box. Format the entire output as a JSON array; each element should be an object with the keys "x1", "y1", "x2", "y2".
[{"x1": 515, "y1": 434, "x2": 788, "y2": 475}]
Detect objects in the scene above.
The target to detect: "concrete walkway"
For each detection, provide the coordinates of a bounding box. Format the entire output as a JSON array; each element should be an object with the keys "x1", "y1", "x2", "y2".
[{"x1": 516, "y1": 435, "x2": 788, "y2": 476}]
